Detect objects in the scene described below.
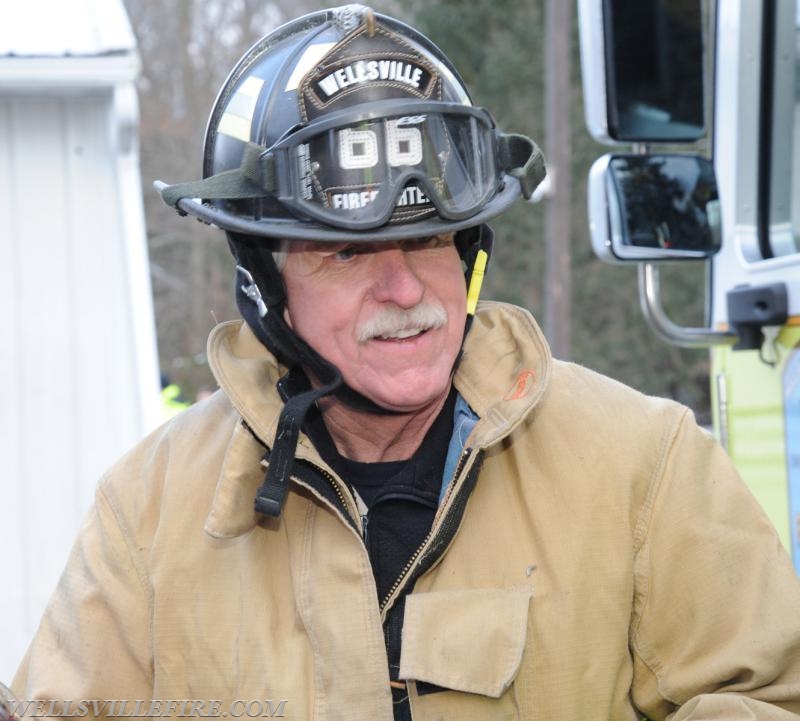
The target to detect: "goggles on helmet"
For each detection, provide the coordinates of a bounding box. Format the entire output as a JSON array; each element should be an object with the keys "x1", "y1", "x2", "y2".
[
  {"x1": 266, "y1": 101, "x2": 499, "y2": 229},
  {"x1": 157, "y1": 99, "x2": 545, "y2": 237}
]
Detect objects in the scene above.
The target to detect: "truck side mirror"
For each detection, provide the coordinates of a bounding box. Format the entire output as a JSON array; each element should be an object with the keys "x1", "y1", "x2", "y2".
[
  {"x1": 589, "y1": 153, "x2": 722, "y2": 263},
  {"x1": 579, "y1": 0, "x2": 706, "y2": 143}
]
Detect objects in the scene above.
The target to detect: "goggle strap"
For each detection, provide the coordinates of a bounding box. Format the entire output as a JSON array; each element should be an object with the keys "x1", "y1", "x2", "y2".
[
  {"x1": 158, "y1": 142, "x2": 276, "y2": 210},
  {"x1": 159, "y1": 132, "x2": 547, "y2": 219},
  {"x1": 497, "y1": 134, "x2": 546, "y2": 199}
]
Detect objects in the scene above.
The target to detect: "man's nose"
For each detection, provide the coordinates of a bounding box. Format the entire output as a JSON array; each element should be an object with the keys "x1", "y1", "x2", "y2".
[{"x1": 370, "y1": 248, "x2": 426, "y2": 308}]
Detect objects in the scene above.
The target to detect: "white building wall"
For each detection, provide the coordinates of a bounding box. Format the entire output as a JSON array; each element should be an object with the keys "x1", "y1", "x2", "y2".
[{"x1": 0, "y1": 1, "x2": 160, "y2": 685}]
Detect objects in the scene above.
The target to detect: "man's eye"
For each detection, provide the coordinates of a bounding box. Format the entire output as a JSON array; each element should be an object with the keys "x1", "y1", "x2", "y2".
[{"x1": 334, "y1": 245, "x2": 357, "y2": 261}]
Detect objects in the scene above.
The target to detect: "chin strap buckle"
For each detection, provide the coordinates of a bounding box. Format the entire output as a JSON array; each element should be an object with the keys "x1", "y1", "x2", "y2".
[{"x1": 236, "y1": 265, "x2": 268, "y2": 318}]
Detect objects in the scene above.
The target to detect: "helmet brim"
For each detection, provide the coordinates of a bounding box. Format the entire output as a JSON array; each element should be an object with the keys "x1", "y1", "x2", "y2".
[{"x1": 158, "y1": 175, "x2": 523, "y2": 244}]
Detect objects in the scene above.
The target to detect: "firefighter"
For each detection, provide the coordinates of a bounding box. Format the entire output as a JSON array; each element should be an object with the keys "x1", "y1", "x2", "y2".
[{"x1": 13, "y1": 6, "x2": 800, "y2": 720}]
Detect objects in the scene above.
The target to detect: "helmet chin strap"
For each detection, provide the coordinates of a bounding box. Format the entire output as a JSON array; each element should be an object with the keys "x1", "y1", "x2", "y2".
[
  {"x1": 229, "y1": 225, "x2": 492, "y2": 517},
  {"x1": 253, "y1": 368, "x2": 343, "y2": 516},
  {"x1": 232, "y1": 238, "x2": 398, "y2": 518},
  {"x1": 233, "y1": 256, "x2": 406, "y2": 417}
]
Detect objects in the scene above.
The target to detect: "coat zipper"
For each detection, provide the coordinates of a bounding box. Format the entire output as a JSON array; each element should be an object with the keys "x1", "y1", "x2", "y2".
[
  {"x1": 247, "y1": 418, "x2": 477, "y2": 608},
  {"x1": 379, "y1": 448, "x2": 474, "y2": 615},
  {"x1": 293, "y1": 460, "x2": 360, "y2": 530},
  {"x1": 240, "y1": 421, "x2": 351, "y2": 526}
]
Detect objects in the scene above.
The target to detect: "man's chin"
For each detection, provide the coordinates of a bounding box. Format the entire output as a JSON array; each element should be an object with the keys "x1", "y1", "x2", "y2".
[{"x1": 349, "y1": 376, "x2": 454, "y2": 415}]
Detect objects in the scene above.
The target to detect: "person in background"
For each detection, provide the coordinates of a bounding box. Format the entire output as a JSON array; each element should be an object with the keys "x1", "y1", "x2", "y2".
[{"x1": 160, "y1": 371, "x2": 190, "y2": 419}]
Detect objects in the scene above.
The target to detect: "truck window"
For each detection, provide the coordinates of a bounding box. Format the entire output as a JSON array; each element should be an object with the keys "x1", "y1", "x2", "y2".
[{"x1": 766, "y1": 0, "x2": 800, "y2": 256}]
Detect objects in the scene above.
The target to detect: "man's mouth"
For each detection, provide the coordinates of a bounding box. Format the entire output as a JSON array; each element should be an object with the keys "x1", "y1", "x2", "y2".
[
  {"x1": 357, "y1": 302, "x2": 448, "y2": 343},
  {"x1": 377, "y1": 327, "x2": 428, "y2": 341}
]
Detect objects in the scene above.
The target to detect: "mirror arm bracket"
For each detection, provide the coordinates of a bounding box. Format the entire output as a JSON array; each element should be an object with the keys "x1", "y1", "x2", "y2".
[{"x1": 638, "y1": 263, "x2": 739, "y2": 348}]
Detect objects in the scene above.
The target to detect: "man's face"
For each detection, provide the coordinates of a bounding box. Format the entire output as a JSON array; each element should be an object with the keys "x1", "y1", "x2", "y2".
[{"x1": 282, "y1": 233, "x2": 467, "y2": 413}]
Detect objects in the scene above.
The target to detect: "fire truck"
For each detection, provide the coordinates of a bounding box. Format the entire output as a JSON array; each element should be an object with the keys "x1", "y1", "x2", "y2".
[{"x1": 578, "y1": 0, "x2": 800, "y2": 571}]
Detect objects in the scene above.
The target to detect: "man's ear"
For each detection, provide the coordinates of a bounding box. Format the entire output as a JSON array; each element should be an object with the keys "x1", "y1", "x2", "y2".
[{"x1": 283, "y1": 305, "x2": 294, "y2": 329}]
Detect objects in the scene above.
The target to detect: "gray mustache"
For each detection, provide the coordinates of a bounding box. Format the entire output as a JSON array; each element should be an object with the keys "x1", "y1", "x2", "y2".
[{"x1": 357, "y1": 303, "x2": 448, "y2": 342}]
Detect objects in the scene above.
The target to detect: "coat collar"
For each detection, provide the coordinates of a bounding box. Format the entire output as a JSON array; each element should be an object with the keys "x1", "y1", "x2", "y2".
[
  {"x1": 203, "y1": 301, "x2": 552, "y2": 538},
  {"x1": 454, "y1": 301, "x2": 551, "y2": 447}
]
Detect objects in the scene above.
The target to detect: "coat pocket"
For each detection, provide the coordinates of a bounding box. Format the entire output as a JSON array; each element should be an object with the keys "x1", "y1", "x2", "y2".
[{"x1": 399, "y1": 586, "x2": 533, "y2": 721}]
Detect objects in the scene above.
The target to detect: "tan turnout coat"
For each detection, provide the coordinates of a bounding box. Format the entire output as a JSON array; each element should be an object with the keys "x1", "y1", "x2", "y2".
[{"x1": 14, "y1": 302, "x2": 800, "y2": 720}]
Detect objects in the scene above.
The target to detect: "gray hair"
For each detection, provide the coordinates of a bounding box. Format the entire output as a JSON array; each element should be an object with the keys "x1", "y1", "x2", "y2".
[{"x1": 272, "y1": 239, "x2": 289, "y2": 271}]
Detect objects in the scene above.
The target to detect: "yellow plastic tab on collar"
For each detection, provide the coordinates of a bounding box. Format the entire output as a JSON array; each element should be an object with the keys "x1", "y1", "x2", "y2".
[{"x1": 466, "y1": 249, "x2": 488, "y2": 315}]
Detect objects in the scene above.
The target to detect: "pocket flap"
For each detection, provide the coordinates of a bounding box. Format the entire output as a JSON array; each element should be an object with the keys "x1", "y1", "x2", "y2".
[{"x1": 399, "y1": 586, "x2": 533, "y2": 698}]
